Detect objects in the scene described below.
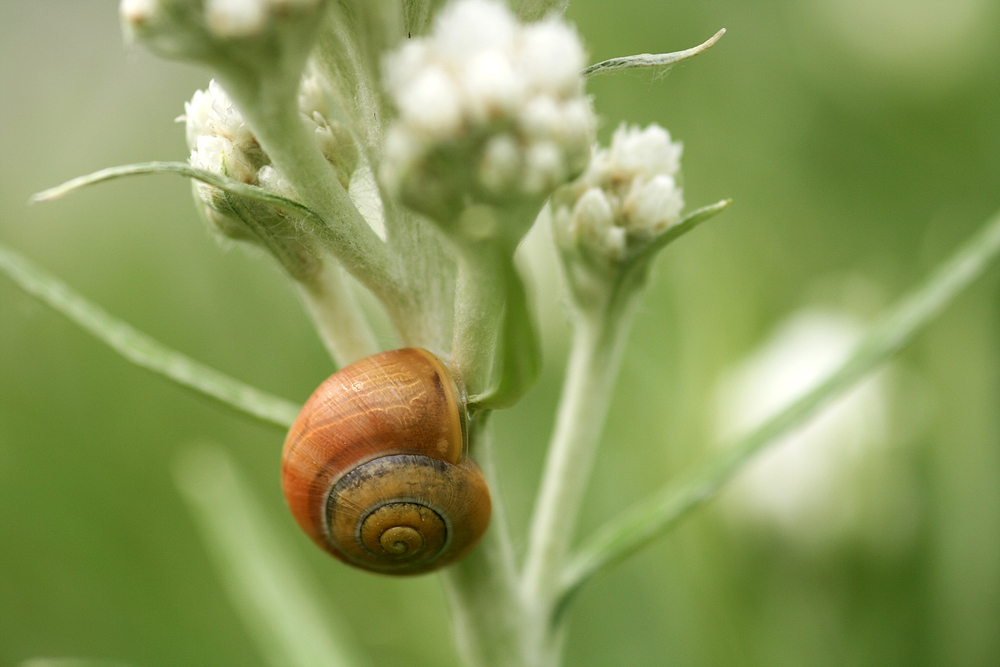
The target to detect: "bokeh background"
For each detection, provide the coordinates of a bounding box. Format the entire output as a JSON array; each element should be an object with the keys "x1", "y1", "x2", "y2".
[{"x1": 2, "y1": 1, "x2": 999, "y2": 665}]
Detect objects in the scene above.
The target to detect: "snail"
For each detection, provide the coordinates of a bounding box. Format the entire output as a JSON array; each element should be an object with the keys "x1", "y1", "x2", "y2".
[{"x1": 281, "y1": 348, "x2": 491, "y2": 575}]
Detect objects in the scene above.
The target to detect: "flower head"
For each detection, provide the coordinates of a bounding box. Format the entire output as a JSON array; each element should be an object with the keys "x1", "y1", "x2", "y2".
[
  {"x1": 178, "y1": 76, "x2": 358, "y2": 283},
  {"x1": 181, "y1": 77, "x2": 358, "y2": 236},
  {"x1": 120, "y1": 0, "x2": 325, "y2": 57},
  {"x1": 381, "y1": 0, "x2": 596, "y2": 232},
  {"x1": 552, "y1": 123, "x2": 684, "y2": 268}
]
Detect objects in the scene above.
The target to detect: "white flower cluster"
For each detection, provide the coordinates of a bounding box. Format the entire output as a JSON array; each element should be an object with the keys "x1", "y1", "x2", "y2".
[
  {"x1": 552, "y1": 123, "x2": 684, "y2": 266},
  {"x1": 381, "y1": 0, "x2": 596, "y2": 221},
  {"x1": 181, "y1": 77, "x2": 358, "y2": 237},
  {"x1": 182, "y1": 80, "x2": 264, "y2": 239},
  {"x1": 121, "y1": 0, "x2": 323, "y2": 40},
  {"x1": 184, "y1": 80, "x2": 262, "y2": 183}
]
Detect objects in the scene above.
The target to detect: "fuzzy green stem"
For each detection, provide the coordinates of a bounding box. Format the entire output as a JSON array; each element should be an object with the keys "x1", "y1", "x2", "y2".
[
  {"x1": 520, "y1": 302, "x2": 635, "y2": 629},
  {"x1": 223, "y1": 82, "x2": 404, "y2": 313},
  {"x1": 297, "y1": 261, "x2": 380, "y2": 366},
  {"x1": 452, "y1": 243, "x2": 507, "y2": 398},
  {"x1": 441, "y1": 422, "x2": 537, "y2": 667}
]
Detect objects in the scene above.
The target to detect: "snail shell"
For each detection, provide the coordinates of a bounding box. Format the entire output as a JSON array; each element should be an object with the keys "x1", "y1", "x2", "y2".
[{"x1": 281, "y1": 348, "x2": 491, "y2": 575}]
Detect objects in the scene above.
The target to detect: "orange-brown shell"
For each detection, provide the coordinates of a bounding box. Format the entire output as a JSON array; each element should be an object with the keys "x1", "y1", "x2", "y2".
[{"x1": 281, "y1": 348, "x2": 491, "y2": 574}]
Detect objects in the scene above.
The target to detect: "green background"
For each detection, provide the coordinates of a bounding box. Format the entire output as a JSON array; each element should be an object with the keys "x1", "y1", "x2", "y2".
[{"x1": 2, "y1": 1, "x2": 999, "y2": 665}]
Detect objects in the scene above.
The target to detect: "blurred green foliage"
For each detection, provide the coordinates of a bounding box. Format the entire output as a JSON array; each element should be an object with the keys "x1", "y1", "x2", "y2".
[{"x1": 2, "y1": 1, "x2": 999, "y2": 665}]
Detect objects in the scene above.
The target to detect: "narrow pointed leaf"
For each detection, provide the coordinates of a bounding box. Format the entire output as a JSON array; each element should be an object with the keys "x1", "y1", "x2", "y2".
[
  {"x1": 468, "y1": 257, "x2": 540, "y2": 411},
  {"x1": 626, "y1": 199, "x2": 731, "y2": 269},
  {"x1": 583, "y1": 29, "x2": 725, "y2": 78},
  {"x1": 31, "y1": 161, "x2": 314, "y2": 219},
  {"x1": 0, "y1": 243, "x2": 299, "y2": 429}
]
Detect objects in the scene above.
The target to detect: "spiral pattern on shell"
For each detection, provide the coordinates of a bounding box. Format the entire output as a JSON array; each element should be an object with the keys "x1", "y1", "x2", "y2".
[{"x1": 281, "y1": 348, "x2": 491, "y2": 575}]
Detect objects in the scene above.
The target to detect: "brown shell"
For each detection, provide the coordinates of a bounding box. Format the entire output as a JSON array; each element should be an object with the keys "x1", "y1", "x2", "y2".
[{"x1": 281, "y1": 348, "x2": 491, "y2": 574}]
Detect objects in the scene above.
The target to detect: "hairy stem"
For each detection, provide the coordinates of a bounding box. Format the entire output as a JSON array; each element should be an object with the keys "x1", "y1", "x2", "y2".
[
  {"x1": 521, "y1": 303, "x2": 635, "y2": 627},
  {"x1": 225, "y1": 83, "x2": 404, "y2": 314},
  {"x1": 297, "y1": 261, "x2": 380, "y2": 366},
  {"x1": 440, "y1": 423, "x2": 536, "y2": 667}
]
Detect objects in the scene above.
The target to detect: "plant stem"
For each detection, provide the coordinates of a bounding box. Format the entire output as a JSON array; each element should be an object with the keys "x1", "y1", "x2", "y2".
[
  {"x1": 521, "y1": 303, "x2": 634, "y2": 627},
  {"x1": 440, "y1": 423, "x2": 537, "y2": 667},
  {"x1": 228, "y1": 84, "x2": 404, "y2": 313},
  {"x1": 297, "y1": 261, "x2": 380, "y2": 366},
  {"x1": 452, "y1": 243, "x2": 507, "y2": 398}
]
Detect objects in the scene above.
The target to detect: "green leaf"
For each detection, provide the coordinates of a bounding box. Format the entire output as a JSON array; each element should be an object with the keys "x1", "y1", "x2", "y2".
[
  {"x1": 31, "y1": 161, "x2": 315, "y2": 219},
  {"x1": 558, "y1": 205, "x2": 1000, "y2": 615},
  {"x1": 0, "y1": 243, "x2": 299, "y2": 429},
  {"x1": 174, "y1": 445, "x2": 367, "y2": 667},
  {"x1": 468, "y1": 257, "x2": 541, "y2": 411},
  {"x1": 583, "y1": 29, "x2": 725, "y2": 78},
  {"x1": 625, "y1": 199, "x2": 731, "y2": 270}
]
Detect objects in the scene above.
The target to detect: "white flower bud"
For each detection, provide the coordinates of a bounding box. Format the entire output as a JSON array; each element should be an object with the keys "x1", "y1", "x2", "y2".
[
  {"x1": 256, "y1": 164, "x2": 296, "y2": 198},
  {"x1": 625, "y1": 174, "x2": 684, "y2": 237},
  {"x1": 518, "y1": 19, "x2": 585, "y2": 97},
  {"x1": 121, "y1": 0, "x2": 324, "y2": 45},
  {"x1": 522, "y1": 141, "x2": 565, "y2": 196},
  {"x1": 552, "y1": 122, "x2": 685, "y2": 271},
  {"x1": 183, "y1": 76, "x2": 359, "y2": 197},
  {"x1": 182, "y1": 81, "x2": 263, "y2": 188},
  {"x1": 206, "y1": 0, "x2": 268, "y2": 38},
  {"x1": 572, "y1": 188, "x2": 623, "y2": 261},
  {"x1": 479, "y1": 135, "x2": 522, "y2": 194},
  {"x1": 463, "y1": 51, "x2": 523, "y2": 121},
  {"x1": 297, "y1": 74, "x2": 330, "y2": 120},
  {"x1": 610, "y1": 124, "x2": 682, "y2": 179},
  {"x1": 180, "y1": 75, "x2": 354, "y2": 258},
  {"x1": 434, "y1": 0, "x2": 517, "y2": 60},
  {"x1": 398, "y1": 66, "x2": 464, "y2": 135},
  {"x1": 381, "y1": 0, "x2": 596, "y2": 230}
]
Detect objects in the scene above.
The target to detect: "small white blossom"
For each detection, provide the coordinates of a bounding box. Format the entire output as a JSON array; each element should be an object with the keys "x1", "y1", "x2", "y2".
[
  {"x1": 121, "y1": 0, "x2": 324, "y2": 43},
  {"x1": 552, "y1": 123, "x2": 684, "y2": 267},
  {"x1": 180, "y1": 79, "x2": 326, "y2": 279},
  {"x1": 119, "y1": 0, "x2": 160, "y2": 28},
  {"x1": 206, "y1": 0, "x2": 269, "y2": 38},
  {"x1": 181, "y1": 77, "x2": 358, "y2": 216},
  {"x1": 256, "y1": 164, "x2": 295, "y2": 198},
  {"x1": 381, "y1": 0, "x2": 596, "y2": 225},
  {"x1": 298, "y1": 76, "x2": 359, "y2": 188},
  {"x1": 181, "y1": 80, "x2": 264, "y2": 199}
]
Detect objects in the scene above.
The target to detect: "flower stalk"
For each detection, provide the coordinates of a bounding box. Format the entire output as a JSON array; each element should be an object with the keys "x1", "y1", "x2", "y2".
[{"x1": 521, "y1": 302, "x2": 635, "y2": 617}]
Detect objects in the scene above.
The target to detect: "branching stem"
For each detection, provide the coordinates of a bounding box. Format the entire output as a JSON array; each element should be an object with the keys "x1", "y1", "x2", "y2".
[{"x1": 520, "y1": 301, "x2": 635, "y2": 628}]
